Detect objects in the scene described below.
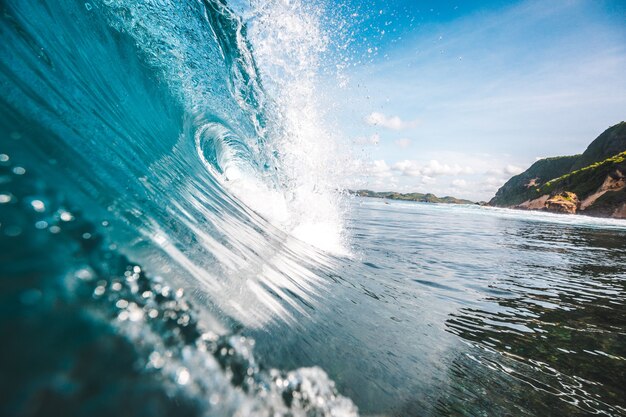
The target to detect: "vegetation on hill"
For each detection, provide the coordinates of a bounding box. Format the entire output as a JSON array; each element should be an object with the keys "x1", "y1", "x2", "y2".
[
  {"x1": 489, "y1": 122, "x2": 626, "y2": 218},
  {"x1": 352, "y1": 190, "x2": 474, "y2": 205},
  {"x1": 571, "y1": 121, "x2": 626, "y2": 170},
  {"x1": 541, "y1": 151, "x2": 626, "y2": 197},
  {"x1": 489, "y1": 155, "x2": 579, "y2": 206}
]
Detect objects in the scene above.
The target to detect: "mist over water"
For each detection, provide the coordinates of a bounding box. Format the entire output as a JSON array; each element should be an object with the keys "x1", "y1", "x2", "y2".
[{"x1": 1, "y1": 1, "x2": 626, "y2": 416}]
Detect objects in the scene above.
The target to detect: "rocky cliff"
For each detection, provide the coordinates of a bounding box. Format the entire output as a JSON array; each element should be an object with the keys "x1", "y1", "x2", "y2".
[{"x1": 490, "y1": 122, "x2": 626, "y2": 218}]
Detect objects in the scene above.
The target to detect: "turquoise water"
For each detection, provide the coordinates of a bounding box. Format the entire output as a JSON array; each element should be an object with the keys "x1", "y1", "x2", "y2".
[
  {"x1": 249, "y1": 198, "x2": 626, "y2": 416},
  {"x1": 1, "y1": 1, "x2": 626, "y2": 416}
]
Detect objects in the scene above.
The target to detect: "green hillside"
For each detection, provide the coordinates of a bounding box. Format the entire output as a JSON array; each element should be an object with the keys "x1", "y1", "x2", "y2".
[
  {"x1": 353, "y1": 190, "x2": 474, "y2": 205},
  {"x1": 572, "y1": 122, "x2": 626, "y2": 170},
  {"x1": 490, "y1": 122, "x2": 626, "y2": 211},
  {"x1": 541, "y1": 151, "x2": 626, "y2": 197},
  {"x1": 489, "y1": 155, "x2": 579, "y2": 206}
]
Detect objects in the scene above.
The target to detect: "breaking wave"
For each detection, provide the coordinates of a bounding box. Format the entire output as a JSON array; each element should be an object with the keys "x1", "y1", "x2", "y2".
[{"x1": 0, "y1": 0, "x2": 355, "y2": 415}]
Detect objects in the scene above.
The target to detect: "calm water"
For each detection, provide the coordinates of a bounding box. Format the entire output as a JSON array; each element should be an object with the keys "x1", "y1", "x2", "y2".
[{"x1": 248, "y1": 198, "x2": 626, "y2": 416}]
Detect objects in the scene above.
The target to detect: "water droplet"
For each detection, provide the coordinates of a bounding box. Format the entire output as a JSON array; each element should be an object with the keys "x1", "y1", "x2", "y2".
[
  {"x1": 12, "y1": 167, "x2": 25, "y2": 175},
  {"x1": 31, "y1": 200, "x2": 45, "y2": 212},
  {"x1": 94, "y1": 286, "x2": 105, "y2": 296},
  {"x1": 128, "y1": 304, "x2": 143, "y2": 321},
  {"x1": 116, "y1": 299, "x2": 129, "y2": 309},
  {"x1": 35, "y1": 220, "x2": 48, "y2": 229},
  {"x1": 0, "y1": 154, "x2": 9, "y2": 162},
  {"x1": 176, "y1": 368, "x2": 190, "y2": 385},
  {"x1": 149, "y1": 351, "x2": 164, "y2": 369},
  {"x1": 49, "y1": 225, "x2": 61, "y2": 234},
  {"x1": 0, "y1": 194, "x2": 11, "y2": 203},
  {"x1": 59, "y1": 211, "x2": 73, "y2": 221},
  {"x1": 76, "y1": 268, "x2": 93, "y2": 280},
  {"x1": 82, "y1": 232, "x2": 92, "y2": 239},
  {"x1": 84, "y1": 2, "x2": 92, "y2": 10}
]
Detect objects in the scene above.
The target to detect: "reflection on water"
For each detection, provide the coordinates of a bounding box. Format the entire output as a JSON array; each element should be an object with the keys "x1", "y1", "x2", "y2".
[
  {"x1": 442, "y1": 221, "x2": 626, "y2": 416},
  {"x1": 248, "y1": 198, "x2": 626, "y2": 416}
]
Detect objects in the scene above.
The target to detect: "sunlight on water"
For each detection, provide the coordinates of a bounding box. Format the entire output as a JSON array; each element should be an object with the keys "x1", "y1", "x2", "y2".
[{"x1": 1, "y1": 0, "x2": 625, "y2": 416}]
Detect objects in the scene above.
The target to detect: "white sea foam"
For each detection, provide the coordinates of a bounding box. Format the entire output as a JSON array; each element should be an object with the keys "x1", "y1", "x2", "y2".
[{"x1": 229, "y1": 0, "x2": 351, "y2": 256}]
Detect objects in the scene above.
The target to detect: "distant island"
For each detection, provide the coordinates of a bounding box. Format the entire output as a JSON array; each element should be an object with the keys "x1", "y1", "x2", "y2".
[
  {"x1": 352, "y1": 122, "x2": 625, "y2": 218},
  {"x1": 351, "y1": 190, "x2": 474, "y2": 205},
  {"x1": 490, "y1": 121, "x2": 626, "y2": 219}
]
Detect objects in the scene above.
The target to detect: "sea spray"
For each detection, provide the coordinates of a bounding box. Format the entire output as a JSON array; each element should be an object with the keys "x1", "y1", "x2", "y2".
[
  {"x1": 1, "y1": 0, "x2": 360, "y2": 413},
  {"x1": 232, "y1": 0, "x2": 352, "y2": 254},
  {"x1": 0, "y1": 156, "x2": 358, "y2": 416}
]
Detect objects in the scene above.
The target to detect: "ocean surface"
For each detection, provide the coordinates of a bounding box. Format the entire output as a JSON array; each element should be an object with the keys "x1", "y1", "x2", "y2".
[{"x1": 1, "y1": 1, "x2": 626, "y2": 416}]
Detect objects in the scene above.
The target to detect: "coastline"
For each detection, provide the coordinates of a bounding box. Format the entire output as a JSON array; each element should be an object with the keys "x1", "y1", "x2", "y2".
[{"x1": 349, "y1": 189, "x2": 475, "y2": 205}]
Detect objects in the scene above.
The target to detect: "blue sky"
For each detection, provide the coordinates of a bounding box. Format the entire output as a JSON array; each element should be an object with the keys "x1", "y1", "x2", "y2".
[{"x1": 322, "y1": 0, "x2": 626, "y2": 201}]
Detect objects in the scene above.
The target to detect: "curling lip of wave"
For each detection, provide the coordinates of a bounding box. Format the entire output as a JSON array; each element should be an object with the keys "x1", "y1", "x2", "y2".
[{"x1": 0, "y1": 0, "x2": 355, "y2": 415}]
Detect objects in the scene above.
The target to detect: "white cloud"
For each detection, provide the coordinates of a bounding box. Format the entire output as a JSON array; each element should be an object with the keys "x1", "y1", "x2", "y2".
[
  {"x1": 391, "y1": 159, "x2": 474, "y2": 177},
  {"x1": 422, "y1": 160, "x2": 474, "y2": 176},
  {"x1": 484, "y1": 176, "x2": 505, "y2": 186},
  {"x1": 421, "y1": 176, "x2": 436, "y2": 185},
  {"x1": 391, "y1": 160, "x2": 422, "y2": 177},
  {"x1": 367, "y1": 159, "x2": 393, "y2": 178},
  {"x1": 485, "y1": 163, "x2": 526, "y2": 176},
  {"x1": 394, "y1": 138, "x2": 412, "y2": 148},
  {"x1": 478, "y1": 176, "x2": 508, "y2": 193},
  {"x1": 504, "y1": 164, "x2": 524, "y2": 175},
  {"x1": 345, "y1": 153, "x2": 537, "y2": 201},
  {"x1": 364, "y1": 112, "x2": 419, "y2": 130},
  {"x1": 485, "y1": 168, "x2": 499, "y2": 176}
]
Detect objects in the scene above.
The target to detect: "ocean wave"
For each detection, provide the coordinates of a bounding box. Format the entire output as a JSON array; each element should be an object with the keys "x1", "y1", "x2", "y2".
[{"x1": 1, "y1": 0, "x2": 355, "y2": 414}]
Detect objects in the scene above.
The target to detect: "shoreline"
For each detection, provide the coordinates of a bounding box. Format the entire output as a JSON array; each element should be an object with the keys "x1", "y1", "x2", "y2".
[{"x1": 358, "y1": 195, "x2": 626, "y2": 221}]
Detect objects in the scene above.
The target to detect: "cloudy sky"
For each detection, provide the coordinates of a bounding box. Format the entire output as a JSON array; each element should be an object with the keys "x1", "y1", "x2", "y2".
[{"x1": 323, "y1": 0, "x2": 626, "y2": 201}]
